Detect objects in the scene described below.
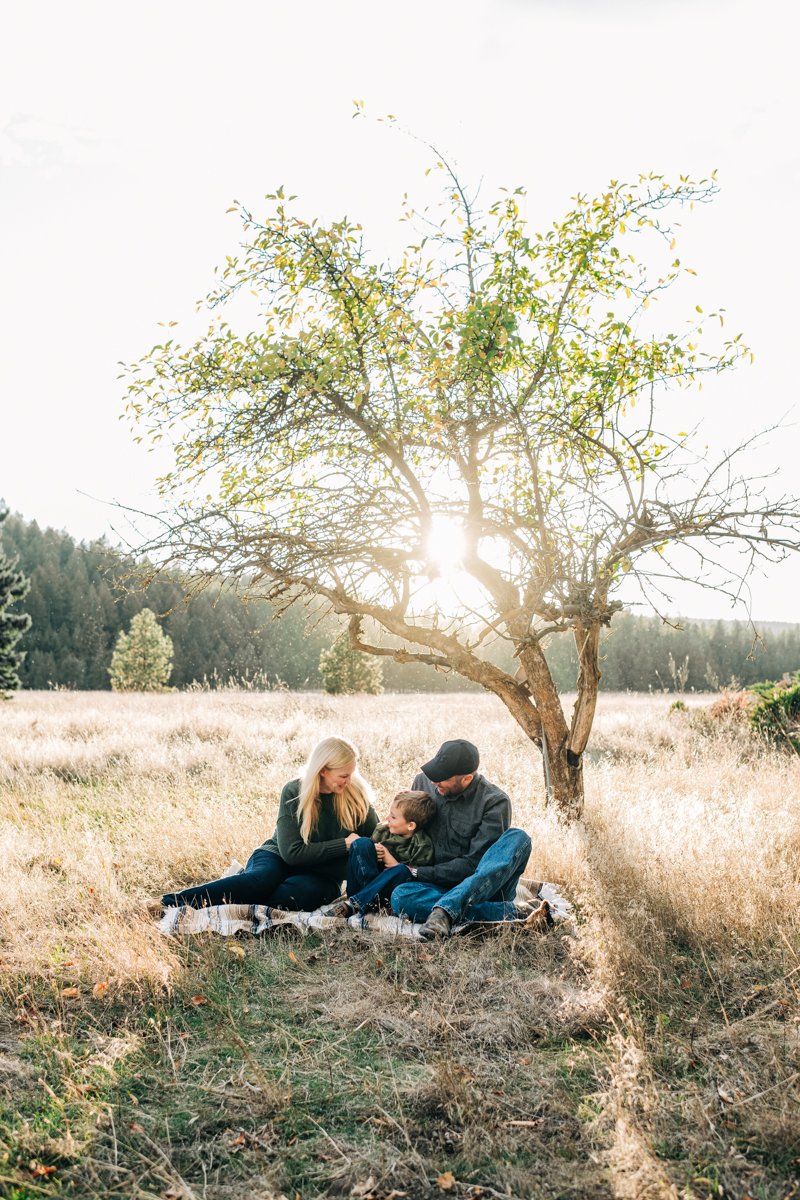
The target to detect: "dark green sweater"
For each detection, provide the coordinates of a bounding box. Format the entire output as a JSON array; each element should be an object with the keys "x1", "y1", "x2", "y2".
[{"x1": 261, "y1": 779, "x2": 378, "y2": 883}]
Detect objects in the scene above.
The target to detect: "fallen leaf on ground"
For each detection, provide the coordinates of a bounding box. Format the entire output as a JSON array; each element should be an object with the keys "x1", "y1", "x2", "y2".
[
  {"x1": 190, "y1": 994, "x2": 208, "y2": 1006},
  {"x1": 436, "y1": 1171, "x2": 456, "y2": 1191},
  {"x1": 60, "y1": 987, "x2": 80, "y2": 998},
  {"x1": 92, "y1": 981, "x2": 109, "y2": 999},
  {"x1": 350, "y1": 1177, "x2": 377, "y2": 1197},
  {"x1": 29, "y1": 1162, "x2": 57, "y2": 1177}
]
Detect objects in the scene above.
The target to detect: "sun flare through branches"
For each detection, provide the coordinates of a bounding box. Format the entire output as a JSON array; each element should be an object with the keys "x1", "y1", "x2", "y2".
[{"x1": 424, "y1": 515, "x2": 466, "y2": 580}]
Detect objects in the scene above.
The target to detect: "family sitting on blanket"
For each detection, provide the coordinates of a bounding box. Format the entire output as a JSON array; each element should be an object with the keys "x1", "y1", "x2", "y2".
[{"x1": 160, "y1": 735, "x2": 552, "y2": 939}]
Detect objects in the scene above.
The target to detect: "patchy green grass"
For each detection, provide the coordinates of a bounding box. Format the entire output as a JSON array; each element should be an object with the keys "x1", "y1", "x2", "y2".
[
  {"x1": 2, "y1": 929, "x2": 609, "y2": 1199},
  {"x1": 3, "y1": 925, "x2": 798, "y2": 1199}
]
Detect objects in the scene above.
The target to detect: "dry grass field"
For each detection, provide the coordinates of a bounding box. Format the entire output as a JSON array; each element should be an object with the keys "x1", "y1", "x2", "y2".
[{"x1": 1, "y1": 690, "x2": 798, "y2": 1200}]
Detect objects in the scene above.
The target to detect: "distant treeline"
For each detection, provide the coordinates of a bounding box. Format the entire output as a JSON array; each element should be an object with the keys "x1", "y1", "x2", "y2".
[
  {"x1": 3, "y1": 513, "x2": 799, "y2": 693},
  {"x1": 544, "y1": 611, "x2": 800, "y2": 693}
]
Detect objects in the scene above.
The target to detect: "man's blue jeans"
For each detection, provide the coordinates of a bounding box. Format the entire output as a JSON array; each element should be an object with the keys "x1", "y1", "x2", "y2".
[
  {"x1": 345, "y1": 837, "x2": 413, "y2": 913},
  {"x1": 390, "y1": 827, "x2": 532, "y2": 924}
]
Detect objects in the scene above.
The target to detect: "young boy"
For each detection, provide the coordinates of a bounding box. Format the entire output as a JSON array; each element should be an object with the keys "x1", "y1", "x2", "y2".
[
  {"x1": 372, "y1": 789, "x2": 436, "y2": 867},
  {"x1": 323, "y1": 790, "x2": 437, "y2": 917}
]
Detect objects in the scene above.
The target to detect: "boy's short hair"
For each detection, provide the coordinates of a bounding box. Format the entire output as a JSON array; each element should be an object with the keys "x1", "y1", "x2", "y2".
[{"x1": 393, "y1": 789, "x2": 437, "y2": 828}]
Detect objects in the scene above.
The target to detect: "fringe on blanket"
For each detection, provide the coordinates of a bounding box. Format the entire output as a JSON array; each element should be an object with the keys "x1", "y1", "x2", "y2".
[{"x1": 158, "y1": 882, "x2": 573, "y2": 940}]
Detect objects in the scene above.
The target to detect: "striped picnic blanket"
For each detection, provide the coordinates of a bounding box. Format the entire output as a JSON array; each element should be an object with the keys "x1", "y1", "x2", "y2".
[{"x1": 158, "y1": 882, "x2": 573, "y2": 939}]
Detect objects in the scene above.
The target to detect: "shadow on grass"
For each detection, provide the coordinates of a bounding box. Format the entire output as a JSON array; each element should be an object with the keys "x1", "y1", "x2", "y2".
[
  {"x1": 576, "y1": 816, "x2": 800, "y2": 1200},
  {"x1": 2, "y1": 847, "x2": 797, "y2": 1200},
  {"x1": 1, "y1": 926, "x2": 611, "y2": 1200}
]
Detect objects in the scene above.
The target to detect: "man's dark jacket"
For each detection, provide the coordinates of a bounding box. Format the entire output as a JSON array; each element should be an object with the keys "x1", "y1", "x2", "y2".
[{"x1": 409, "y1": 772, "x2": 511, "y2": 887}]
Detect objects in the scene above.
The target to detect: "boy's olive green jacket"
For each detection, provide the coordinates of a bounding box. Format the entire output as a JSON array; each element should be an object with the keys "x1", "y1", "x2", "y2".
[{"x1": 372, "y1": 823, "x2": 435, "y2": 866}]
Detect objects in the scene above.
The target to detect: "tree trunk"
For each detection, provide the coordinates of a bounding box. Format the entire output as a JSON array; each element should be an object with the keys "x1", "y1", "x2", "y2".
[
  {"x1": 535, "y1": 618, "x2": 601, "y2": 821},
  {"x1": 515, "y1": 639, "x2": 585, "y2": 822},
  {"x1": 540, "y1": 734, "x2": 584, "y2": 821},
  {"x1": 570, "y1": 621, "x2": 602, "y2": 759}
]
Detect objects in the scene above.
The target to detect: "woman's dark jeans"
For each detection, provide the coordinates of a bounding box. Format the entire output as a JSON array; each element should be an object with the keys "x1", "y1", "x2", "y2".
[
  {"x1": 345, "y1": 837, "x2": 413, "y2": 913},
  {"x1": 161, "y1": 848, "x2": 341, "y2": 911}
]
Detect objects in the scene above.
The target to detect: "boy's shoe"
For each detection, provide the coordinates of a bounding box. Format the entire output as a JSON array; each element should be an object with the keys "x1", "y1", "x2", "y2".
[
  {"x1": 418, "y1": 907, "x2": 453, "y2": 940},
  {"x1": 144, "y1": 898, "x2": 165, "y2": 919},
  {"x1": 517, "y1": 898, "x2": 553, "y2": 930},
  {"x1": 321, "y1": 898, "x2": 356, "y2": 919}
]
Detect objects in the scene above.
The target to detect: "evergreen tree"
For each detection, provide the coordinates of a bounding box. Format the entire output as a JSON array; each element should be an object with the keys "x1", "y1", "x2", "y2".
[
  {"x1": 320, "y1": 636, "x2": 383, "y2": 695},
  {"x1": 109, "y1": 609, "x2": 174, "y2": 692},
  {"x1": 0, "y1": 506, "x2": 31, "y2": 698}
]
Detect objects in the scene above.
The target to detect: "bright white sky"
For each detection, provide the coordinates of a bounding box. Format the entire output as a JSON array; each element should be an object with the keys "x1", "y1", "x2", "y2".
[{"x1": 1, "y1": 0, "x2": 798, "y2": 624}]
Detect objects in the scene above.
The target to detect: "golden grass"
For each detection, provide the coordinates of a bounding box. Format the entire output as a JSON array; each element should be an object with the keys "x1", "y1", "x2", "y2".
[
  {"x1": 1, "y1": 689, "x2": 797, "y2": 988},
  {"x1": 1, "y1": 689, "x2": 798, "y2": 1198}
]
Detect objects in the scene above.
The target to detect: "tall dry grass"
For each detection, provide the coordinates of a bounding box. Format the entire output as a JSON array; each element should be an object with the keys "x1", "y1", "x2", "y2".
[
  {"x1": 1, "y1": 689, "x2": 797, "y2": 991},
  {"x1": 2, "y1": 690, "x2": 798, "y2": 1198}
]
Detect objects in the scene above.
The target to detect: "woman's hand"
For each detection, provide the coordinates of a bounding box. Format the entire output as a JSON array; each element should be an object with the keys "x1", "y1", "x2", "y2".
[{"x1": 344, "y1": 833, "x2": 359, "y2": 849}]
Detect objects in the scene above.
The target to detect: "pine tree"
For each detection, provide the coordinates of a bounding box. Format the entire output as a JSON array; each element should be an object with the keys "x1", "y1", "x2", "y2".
[
  {"x1": 108, "y1": 608, "x2": 174, "y2": 692},
  {"x1": 0, "y1": 506, "x2": 31, "y2": 698},
  {"x1": 319, "y1": 635, "x2": 383, "y2": 695}
]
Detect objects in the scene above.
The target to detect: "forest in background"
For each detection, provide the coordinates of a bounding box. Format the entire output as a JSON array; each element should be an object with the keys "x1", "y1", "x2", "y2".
[{"x1": 3, "y1": 511, "x2": 799, "y2": 693}]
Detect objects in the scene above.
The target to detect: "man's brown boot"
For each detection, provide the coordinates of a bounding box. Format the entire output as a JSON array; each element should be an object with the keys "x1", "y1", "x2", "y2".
[{"x1": 418, "y1": 906, "x2": 453, "y2": 941}]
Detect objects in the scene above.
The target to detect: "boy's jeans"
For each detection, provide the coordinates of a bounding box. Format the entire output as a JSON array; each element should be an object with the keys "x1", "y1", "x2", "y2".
[
  {"x1": 345, "y1": 837, "x2": 413, "y2": 913},
  {"x1": 390, "y1": 827, "x2": 532, "y2": 924}
]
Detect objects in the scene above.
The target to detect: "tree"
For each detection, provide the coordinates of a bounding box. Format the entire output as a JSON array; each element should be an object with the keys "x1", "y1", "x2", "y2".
[
  {"x1": 109, "y1": 608, "x2": 174, "y2": 692},
  {"x1": 0, "y1": 505, "x2": 31, "y2": 698},
  {"x1": 125, "y1": 158, "x2": 800, "y2": 818},
  {"x1": 320, "y1": 635, "x2": 384, "y2": 695}
]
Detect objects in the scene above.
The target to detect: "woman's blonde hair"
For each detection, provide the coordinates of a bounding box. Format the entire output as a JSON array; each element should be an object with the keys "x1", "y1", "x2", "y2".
[{"x1": 297, "y1": 736, "x2": 373, "y2": 843}]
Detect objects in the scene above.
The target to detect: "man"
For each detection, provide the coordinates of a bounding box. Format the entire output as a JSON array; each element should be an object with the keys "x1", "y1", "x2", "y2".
[{"x1": 389, "y1": 738, "x2": 551, "y2": 940}]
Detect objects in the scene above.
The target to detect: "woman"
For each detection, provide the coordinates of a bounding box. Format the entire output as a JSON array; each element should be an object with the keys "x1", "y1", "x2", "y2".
[{"x1": 161, "y1": 736, "x2": 378, "y2": 910}]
